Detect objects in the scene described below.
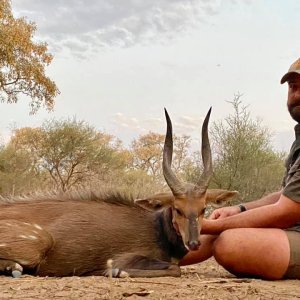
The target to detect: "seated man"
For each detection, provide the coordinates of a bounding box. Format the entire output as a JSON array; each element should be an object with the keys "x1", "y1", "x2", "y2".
[{"x1": 179, "y1": 57, "x2": 300, "y2": 280}]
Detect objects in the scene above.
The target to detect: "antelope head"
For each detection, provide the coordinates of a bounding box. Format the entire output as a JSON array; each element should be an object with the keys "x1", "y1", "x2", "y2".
[
  {"x1": 136, "y1": 108, "x2": 238, "y2": 251},
  {"x1": 161, "y1": 107, "x2": 213, "y2": 251}
]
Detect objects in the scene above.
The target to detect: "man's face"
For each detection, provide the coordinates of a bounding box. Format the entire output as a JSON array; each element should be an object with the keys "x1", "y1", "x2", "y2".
[{"x1": 287, "y1": 74, "x2": 300, "y2": 122}]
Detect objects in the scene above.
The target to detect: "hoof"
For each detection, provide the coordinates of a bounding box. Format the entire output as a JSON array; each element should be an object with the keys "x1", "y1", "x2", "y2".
[
  {"x1": 12, "y1": 270, "x2": 22, "y2": 278},
  {"x1": 8, "y1": 263, "x2": 23, "y2": 278},
  {"x1": 105, "y1": 268, "x2": 129, "y2": 278},
  {"x1": 111, "y1": 268, "x2": 129, "y2": 278},
  {"x1": 118, "y1": 270, "x2": 129, "y2": 278},
  {"x1": 111, "y1": 268, "x2": 120, "y2": 277}
]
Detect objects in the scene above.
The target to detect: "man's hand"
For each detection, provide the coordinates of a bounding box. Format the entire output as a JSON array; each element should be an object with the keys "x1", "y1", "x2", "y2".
[{"x1": 209, "y1": 205, "x2": 241, "y2": 220}]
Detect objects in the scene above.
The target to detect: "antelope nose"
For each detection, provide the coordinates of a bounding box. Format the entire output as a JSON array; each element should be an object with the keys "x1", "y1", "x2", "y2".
[{"x1": 188, "y1": 240, "x2": 200, "y2": 251}]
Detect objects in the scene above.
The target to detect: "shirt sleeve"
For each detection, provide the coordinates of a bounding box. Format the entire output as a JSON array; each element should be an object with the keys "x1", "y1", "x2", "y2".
[{"x1": 282, "y1": 156, "x2": 300, "y2": 202}]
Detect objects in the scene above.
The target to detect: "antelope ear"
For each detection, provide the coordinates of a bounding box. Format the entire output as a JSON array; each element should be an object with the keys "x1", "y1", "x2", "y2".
[
  {"x1": 206, "y1": 189, "x2": 239, "y2": 207},
  {"x1": 134, "y1": 192, "x2": 174, "y2": 211}
]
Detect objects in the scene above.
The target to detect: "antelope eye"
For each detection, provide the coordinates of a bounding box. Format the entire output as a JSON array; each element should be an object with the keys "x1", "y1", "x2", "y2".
[
  {"x1": 201, "y1": 207, "x2": 206, "y2": 215},
  {"x1": 175, "y1": 208, "x2": 183, "y2": 216}
]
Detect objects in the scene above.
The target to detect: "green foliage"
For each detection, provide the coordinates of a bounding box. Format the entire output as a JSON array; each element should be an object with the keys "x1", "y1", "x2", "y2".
[
  {"x1": 181, "y1": 151, "x2": 203, "y2": 183},
  {"x1": 101, "y1": 169, "x2": 165, "y2": 198},
  {"x1": 0, "y1": 96, "x2": 287, "y2": 199},
  {"x1": 210, "y1": 95, "x2": 285, "y2": 202},
  {"x1": 0, "y1": 143, "x2": 47, "y2": 195},
  {"x1": 0, "y1": 0, "x2": 59, "y2": 113},
  {"x1": 8, "y1": 119, "x2": 128, "y2": 192}
]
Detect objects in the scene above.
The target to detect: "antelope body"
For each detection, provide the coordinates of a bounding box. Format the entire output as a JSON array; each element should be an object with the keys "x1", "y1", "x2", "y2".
[
  {"x1": 0, "y1": 108, "x2": 237, "y2": 278},
  {"x1": 0, "y1": 195, "x2": 188, "y2": 277}
]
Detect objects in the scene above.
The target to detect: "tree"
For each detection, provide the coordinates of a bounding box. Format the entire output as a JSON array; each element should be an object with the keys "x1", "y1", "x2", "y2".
[
  {"x1": 181, "y1": 150, "x2": 203, "y2": 183},
  {"x1": 210, "y1": 94, "x2": 285, "y2": 202},
  {"x1": 130, "y1": 132, "x2": 192, "y2": 184},
  {"x1": 0, "y1": 0, "x2": 59, "y2": 113},
  {"x1": 131, "y1": 132, "x2": 165, "y2": 180},
  {"x1": 10, "y1": 119, "x2": 127, "y2": 192},
  {"x1": 0, "y1": 143, "x2": 46, "y2": 195}
]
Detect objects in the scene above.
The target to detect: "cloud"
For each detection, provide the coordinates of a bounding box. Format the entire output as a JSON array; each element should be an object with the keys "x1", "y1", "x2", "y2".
[
  {"x1": 111, "y1": 112, "x2": 203, "y2": 136},
  {"x1": 110, "y1": 112, "x2": 207, "y2": 151},
  {"x1": 175, "y1": 115, "x2": 203, "y2": 132},
  {"x1": 112, "y1": 113, "x2": 140, "y2": 130},
  {"x1": 112, "y1": 113, "x2": 164, "y2": 136},
  {"x1": 12, "y1": 0, "x2": 223, "y2": 56}
]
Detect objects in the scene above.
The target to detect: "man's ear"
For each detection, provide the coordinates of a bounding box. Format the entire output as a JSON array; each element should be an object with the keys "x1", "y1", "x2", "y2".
[
  {"x1": 206, "y1": 189, "x2": 239, "y2": 207},
  {"x1": 134, "y1": 192, "x2": 174, "y2": 211}
]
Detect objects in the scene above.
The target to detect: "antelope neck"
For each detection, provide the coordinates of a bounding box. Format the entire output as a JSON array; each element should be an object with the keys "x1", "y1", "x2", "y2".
[{"x1": 154, "y1": 207, "x2": 188, "y2": 260}]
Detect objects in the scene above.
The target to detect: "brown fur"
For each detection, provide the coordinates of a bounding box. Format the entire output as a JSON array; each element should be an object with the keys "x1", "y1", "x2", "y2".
[{"x1": 0, "y1": 191, "x2": 186, "y2": 277}]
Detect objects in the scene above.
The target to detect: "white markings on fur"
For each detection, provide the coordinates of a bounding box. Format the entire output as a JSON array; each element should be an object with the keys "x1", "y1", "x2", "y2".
[
  {"x1": 18, "y1": 234, "x2": 38, "y2": 240},
  {"x1": 34, "y1": 224, "x2": 43, "y2": 230},
  {"x1": 14, "y1": 263, "x2": 23, "y2": 271},
  {"x1": 0, "y1": 243, "x2": 7, "y2": 247}
]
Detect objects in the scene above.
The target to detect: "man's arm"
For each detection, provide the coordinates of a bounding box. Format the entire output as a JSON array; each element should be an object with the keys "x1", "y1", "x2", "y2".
[
  {"x1": 209, "y1": 191, "x2": 282, "y2": 220},
  {"x1": 241, "y1": 191, "x2": 281, "y2": 210},
  {"x1": 202, "y1": 194, "x2": 300, "y2": 235}
]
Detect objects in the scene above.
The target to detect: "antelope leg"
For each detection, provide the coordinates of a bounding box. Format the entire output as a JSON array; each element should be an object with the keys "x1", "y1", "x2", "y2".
[
  {"x1": 0, "y1": 259, "x2": 23, "y2": 278},
  {"x1": 109, "y1": 254, "x2": 182, "y2": 278},
  {"x1": 0, "y1": 219, "x2": 54, "y2": 274},
  {"x1": 117, "y1": 264, "x2": 181, "y2": 278}
]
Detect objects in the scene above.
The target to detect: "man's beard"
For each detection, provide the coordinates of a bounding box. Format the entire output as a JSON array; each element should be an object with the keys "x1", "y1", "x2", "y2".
[{"x1": 288, "y1": 104, "x2": 300, "y2": 123}]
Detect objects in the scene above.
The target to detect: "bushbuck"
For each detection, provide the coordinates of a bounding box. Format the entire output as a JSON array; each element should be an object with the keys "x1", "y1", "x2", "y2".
[{"x1": 0, "y1": 108, "x2": 237, "y2": 278}]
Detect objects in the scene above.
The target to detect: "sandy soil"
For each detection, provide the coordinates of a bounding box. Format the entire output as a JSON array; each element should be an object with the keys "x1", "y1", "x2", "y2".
[{"x1": 0, "y1": 258, "x2": 299, "y2": 300}]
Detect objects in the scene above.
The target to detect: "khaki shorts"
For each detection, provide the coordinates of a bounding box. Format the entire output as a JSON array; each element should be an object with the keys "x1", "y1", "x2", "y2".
[{"x1": 284, "y1": 230, "x2": 300, "y2": 279}]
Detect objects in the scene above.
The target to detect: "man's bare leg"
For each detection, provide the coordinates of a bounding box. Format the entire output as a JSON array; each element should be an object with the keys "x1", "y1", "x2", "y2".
[{"x1": 213, "y1": 228, "x2": 290, "y2": 279}]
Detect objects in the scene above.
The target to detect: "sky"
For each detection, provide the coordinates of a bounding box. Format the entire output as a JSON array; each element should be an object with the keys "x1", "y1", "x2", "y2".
[{"x1": 1, "y1": 0, "x2": 300, "y2": 151}]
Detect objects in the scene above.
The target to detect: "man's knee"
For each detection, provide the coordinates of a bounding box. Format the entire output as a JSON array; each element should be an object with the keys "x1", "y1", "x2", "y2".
[
  {"x1": 213, "y1": 228, "x2": 291, "y2": 279},
  {"x1": 213, "y1": 229, "x2": 238, "y2": 266}
]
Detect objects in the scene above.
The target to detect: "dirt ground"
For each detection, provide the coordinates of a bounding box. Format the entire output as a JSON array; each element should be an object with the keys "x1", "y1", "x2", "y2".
[{"x1": 0, "y1": 258, "x2": 299, "y2": 300}]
